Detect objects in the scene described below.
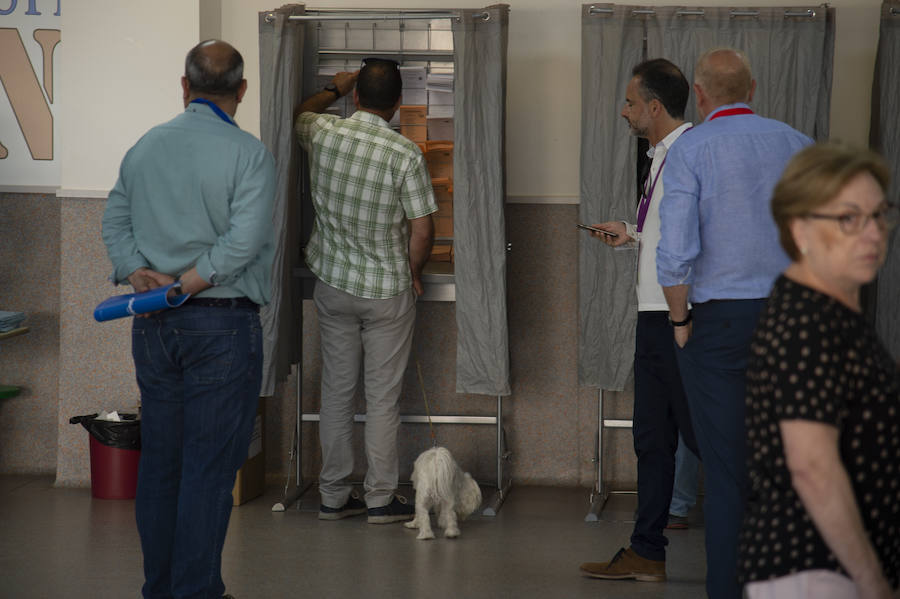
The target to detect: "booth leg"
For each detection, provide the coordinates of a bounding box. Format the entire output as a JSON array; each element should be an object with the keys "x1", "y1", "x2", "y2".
[{"x1": 482, "y1": 396, "x2": 512, "y2": 517}]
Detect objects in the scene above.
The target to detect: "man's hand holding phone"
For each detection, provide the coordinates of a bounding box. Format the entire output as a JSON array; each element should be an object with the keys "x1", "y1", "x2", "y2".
[{"x1": 580, "y1": 221, "x2": 630, "y2": 247}]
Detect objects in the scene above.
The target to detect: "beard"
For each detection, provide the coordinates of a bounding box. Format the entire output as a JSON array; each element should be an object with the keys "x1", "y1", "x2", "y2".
[{"x1": 627, "y1": 120, "x2": 649, "y2": 138}]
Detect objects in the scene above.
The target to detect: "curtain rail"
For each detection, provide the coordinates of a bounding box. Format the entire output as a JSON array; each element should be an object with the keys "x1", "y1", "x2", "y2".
[
  {"x1": 264, "y1": 11, "x2": 489, "y2": 23},
  {"x1": 317, "y1": 49, "x2": 455, "y2": 59},
  {"x1": 587, "y1": 6, "x2": 818, "y2": 18}
]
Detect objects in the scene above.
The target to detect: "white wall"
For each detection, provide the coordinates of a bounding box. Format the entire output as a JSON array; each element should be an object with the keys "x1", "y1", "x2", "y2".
[
  {"x1": 57, "y1": 0, "x2": 199, "y2": 195},
  {"x1": 55, "y1": 0, "x2": 883, "y2": 199}
]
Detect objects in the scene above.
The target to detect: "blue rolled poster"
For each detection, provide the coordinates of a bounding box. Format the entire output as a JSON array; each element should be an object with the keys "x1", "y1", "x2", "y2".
[{"x1": 94, "y1": 282, "x2": 191, "y2": 322}]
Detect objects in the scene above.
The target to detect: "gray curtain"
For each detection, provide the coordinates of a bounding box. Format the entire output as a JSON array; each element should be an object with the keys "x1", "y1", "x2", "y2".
[
  {"x1": 648, "y1": 6, "x2": 834, "y2": 139},
  {"x1": 258, "y1": 4, "x2": 306, "y2": 396},
  {"x1": 578, "y1": 4, "x2": 835, "y2": 390},
  {"x1": 578, "y1": 5, "x2": 645, "y2": 390},
  {"x1": 452, "y1": 5, "x2": 511, "y2": 396},
  {"x1": 870, "y1": 2, "x2": 900, "y2": 360}
]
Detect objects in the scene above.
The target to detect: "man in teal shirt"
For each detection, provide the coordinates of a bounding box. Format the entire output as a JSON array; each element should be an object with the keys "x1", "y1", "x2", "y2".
[{"x1": 102, "y1": 39, "x2": 275, "y2": 599}]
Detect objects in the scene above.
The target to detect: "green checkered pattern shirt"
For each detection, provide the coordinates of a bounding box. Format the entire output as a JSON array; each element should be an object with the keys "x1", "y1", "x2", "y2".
[{"x1": 296, "y1": 110, "x2": 437, "y2": 299}]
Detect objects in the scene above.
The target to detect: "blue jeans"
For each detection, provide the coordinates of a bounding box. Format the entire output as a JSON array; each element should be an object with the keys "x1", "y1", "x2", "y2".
[
  {"x1": 676, "y1": 299, "x2": 764, "y2": 599},
  {"x1": 132, "y1": 305, "x2": 262, "y2": 599},
  {"x1": 629, "y1": 311, "x2": 697, "y2": 561},
  {"x1": 669, "y1": 432, "x2": 700, "y2": 517}
]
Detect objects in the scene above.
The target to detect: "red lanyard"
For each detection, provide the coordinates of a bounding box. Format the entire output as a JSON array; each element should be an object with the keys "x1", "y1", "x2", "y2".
[{"x1": 708, "y1": 107, "x2": 754, "y2": 121}]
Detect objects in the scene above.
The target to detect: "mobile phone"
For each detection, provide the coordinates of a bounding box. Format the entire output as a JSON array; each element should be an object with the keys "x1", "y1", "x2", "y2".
[{"x1": 577, "y1": 223, "x2": 619, "y2": 237}]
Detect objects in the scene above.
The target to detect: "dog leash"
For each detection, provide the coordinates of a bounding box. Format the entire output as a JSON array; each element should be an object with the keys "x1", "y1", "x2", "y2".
[{"x1": 415, "y1": 359, "x2": 437, "y2": 447}]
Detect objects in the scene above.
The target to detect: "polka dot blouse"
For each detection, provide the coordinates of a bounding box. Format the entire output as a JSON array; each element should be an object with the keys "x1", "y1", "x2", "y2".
[{"x1": 738, "y1": 275, "x2": 900, "y2": 587}]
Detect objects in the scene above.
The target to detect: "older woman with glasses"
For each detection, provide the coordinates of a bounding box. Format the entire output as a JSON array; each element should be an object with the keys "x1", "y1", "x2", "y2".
[{"x1": 738, "y1": 143, "x2": 900, "y2": 599}]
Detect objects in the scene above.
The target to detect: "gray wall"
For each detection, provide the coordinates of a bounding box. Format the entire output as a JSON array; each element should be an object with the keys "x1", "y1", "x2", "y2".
[{"x1": 0, "y1": 193, "x2": 638, "y2": 491}]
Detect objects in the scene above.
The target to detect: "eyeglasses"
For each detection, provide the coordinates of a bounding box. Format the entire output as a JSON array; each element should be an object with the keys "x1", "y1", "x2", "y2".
[
  {"x1": 804, "y1": 203, "x2": 899, "y2": 235},
  {"x1": 361, "y1": 57, "x2": 400, "y2": 69}
]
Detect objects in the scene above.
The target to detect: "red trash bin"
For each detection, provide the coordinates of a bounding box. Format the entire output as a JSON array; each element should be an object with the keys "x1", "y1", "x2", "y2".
[
  {"x1": 88, "y1": 435, "x2": 140, "y2": 499},
  {"x1": 70, "y1": 413, "x2": 141, "y2": 500}
]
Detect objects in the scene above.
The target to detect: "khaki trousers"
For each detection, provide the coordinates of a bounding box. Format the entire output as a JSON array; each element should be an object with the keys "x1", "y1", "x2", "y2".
[{"x1": 314, "y1": 279, "x2": 416, "y2": 509}]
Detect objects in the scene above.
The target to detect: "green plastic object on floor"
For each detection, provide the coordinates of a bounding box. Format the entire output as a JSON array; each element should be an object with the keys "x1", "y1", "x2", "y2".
[{"x1": 0, "y1": 385, "x2": 21, "y2": 399}]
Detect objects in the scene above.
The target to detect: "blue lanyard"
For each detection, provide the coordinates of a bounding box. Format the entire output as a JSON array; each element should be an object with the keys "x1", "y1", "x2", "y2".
[{"x1": 189, "y1": 98, "x2": 236, "y2": 126}]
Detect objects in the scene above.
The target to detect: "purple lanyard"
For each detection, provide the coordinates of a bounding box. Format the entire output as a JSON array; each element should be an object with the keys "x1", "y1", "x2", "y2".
[
  {"x1": 636, "y1": 154, "x2": 666, "y2": 233},
  {"x1": 636, "y1": 125, "x2": 695, "y2": 232}
]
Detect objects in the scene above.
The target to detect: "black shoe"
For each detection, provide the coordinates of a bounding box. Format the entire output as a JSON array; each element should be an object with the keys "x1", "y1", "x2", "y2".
[
  {"x1": 319, "y1": 492, "x2": 367, "y2": 521},
  {"x1": 367, "y1": 495, "x2": 414, "y2": 524}
]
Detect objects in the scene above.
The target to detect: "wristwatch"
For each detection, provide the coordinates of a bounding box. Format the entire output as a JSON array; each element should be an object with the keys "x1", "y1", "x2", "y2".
[
  {"x1": 668, "y1": 311, "x2": 692, "y2": 327},
  {"x1": 324, "y1": 83, "x2": 341, "y2": 98}
]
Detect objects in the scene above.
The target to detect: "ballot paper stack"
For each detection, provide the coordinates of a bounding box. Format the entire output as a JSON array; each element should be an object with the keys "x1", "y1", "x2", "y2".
[
  {"x1": 397, "y1": 66, "x2": 426, "y2": 110},
  {"x1": 0, "y1": 311, "x2": 26, "y2": 333}
]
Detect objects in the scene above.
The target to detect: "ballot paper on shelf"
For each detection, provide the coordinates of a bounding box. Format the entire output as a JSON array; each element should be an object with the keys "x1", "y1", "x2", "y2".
[
  {"x1": 94, "y1": 282, "x2": 191, "y2": 322},
  {"x1": 429, "y1": 89, "x2": 453, "y2": 105},
  {"x1": 427, "y1": 89, "x2": 454, "y2": 118},
  {"x1": 426, "y1": 73, "x2": 454, "y2": 93},
  {"x1": 399, "y1": 66, "x2": 426, "y2": 89},
  {"x1": 427, "y1": 104, "x2": 454, "y2": 119},
  {"x1": 402, "y1": 89, "x2": 428, "y2": 106}
]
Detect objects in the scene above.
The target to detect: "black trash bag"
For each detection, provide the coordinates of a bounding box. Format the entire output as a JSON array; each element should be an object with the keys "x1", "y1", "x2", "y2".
[{"x1": 69, "y1": 413, "x2": 141, "y2": 450}]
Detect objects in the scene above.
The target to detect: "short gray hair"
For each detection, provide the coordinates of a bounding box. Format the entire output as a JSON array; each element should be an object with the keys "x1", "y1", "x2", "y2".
[{"x1": 184, "y1": 40, "x2": 243, "y2": 96}]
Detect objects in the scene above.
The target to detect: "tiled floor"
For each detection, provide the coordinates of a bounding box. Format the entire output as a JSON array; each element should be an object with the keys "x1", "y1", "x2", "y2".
[{"x1": 0, "y1": 475, "x2": 706, "y2": 598}]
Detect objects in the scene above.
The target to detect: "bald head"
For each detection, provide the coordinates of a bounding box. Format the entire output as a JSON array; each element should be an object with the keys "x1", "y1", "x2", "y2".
[
  {"x1": 184, "y1": 40, "x2": 244, "y2": 97},
  {"x1": 694, "y1": 48, "x2": 753, "y2": 106}
]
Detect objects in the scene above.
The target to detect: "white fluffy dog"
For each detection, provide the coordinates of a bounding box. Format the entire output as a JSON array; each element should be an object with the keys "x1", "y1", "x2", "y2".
[{"x1": 404, "y1": 446, "x2": 482, "y2": 540}]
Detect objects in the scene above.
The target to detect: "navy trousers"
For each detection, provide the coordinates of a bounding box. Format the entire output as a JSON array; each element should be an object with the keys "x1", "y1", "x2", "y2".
[
  {"x1": 133, "y1": 305, "x2": 262, "y2": 599},
  {"x1": 629, "y1": 311, "x2": 698, "y2": 562},
  {"x1": 675, "y1": 299, "x2": 765, "y2": 599}
]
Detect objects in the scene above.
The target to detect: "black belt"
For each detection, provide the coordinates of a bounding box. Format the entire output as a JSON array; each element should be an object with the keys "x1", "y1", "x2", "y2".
[{"x1": 184, "y1": 296, "x2": 259, "y2": 312}]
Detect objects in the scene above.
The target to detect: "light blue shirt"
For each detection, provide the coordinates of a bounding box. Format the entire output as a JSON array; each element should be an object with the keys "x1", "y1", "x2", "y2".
[
  {"x1": 103, "y1": 102, "x2": 276, "y2": 305},
  {"x1": 656, "y1": 103, "x2": 812, "y2": 303}
]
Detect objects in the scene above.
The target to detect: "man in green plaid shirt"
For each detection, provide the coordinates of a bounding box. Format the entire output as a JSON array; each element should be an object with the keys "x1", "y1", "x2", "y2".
[{"x1": 295, "y1": 59, "x2": 437, "y2": 524}]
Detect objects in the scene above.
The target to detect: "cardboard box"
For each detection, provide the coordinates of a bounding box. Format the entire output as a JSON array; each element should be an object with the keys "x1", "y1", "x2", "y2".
[
  {"x1": 425, "y1": 147, "x2": 453, "y2": 180},
  {"x1": 427, "y1": 117, "x2": 453, "y2": 141},
  {"x1": 426, "y1": 140, "x2": 453, "y2": 152},
  {"x1": 434, "y1": 183, "x2": 453, "y2": 215},
  {"x1": 398, "y1": 105, "x2": 427, "y2": 143},
  {"x1": 434, "y1": 214, "x2": 453, "y2": 238},
  {"x1": 430, "y1": 242, "x2": 453, "y2": 262},
  {"x1": 232, "y1": 398, "x2": 265, "y2": 506}
]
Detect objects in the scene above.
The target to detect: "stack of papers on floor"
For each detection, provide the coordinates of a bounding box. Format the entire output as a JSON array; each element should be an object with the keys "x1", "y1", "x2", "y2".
[{"x1": 0, "y1": 311, "x2": 25, "y2": 332}]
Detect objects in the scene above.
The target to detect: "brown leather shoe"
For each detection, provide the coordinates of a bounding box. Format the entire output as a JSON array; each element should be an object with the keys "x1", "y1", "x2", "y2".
[{"x1": 580, "y1": 546, "x2": 666, "y2": 582}]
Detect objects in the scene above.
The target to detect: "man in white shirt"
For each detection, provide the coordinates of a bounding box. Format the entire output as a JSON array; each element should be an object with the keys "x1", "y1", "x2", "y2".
[{"x1": 580, "y1": 58, "x2": 699, "y2": 583}]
